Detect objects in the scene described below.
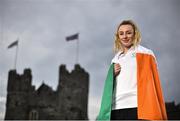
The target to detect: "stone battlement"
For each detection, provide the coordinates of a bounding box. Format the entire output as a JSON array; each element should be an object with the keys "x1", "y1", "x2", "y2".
[{"x1": 5, "y1": 64, "x2": 89, "y2": 120}]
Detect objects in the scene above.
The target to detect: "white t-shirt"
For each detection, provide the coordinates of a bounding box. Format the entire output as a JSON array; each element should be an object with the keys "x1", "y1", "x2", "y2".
[{"x1": 111, "y1": 46, "x2": 137, "y2": 110}]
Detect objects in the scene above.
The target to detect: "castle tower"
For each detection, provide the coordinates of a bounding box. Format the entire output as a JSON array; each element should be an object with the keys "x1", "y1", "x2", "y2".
[
  {"x1": 5, "y1": 64, "x2": 89, "y2": 120},
  {"x1": 5, "y1": 69, "x2": 34, "y2": 120},
  {"x1": 57, "y1": 64, "x2": 89, "y2": 120}
]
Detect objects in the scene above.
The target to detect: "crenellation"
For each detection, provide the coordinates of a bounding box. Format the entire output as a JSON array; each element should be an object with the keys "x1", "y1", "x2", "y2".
[{"x1": 5, "y1": 64, "x2": 89, "y2": 120}]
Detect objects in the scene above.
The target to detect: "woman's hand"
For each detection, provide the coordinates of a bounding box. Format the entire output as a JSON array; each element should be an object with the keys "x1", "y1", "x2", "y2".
[{"x1": 114, "y1": 63, "x2": 121, "y2": 76}]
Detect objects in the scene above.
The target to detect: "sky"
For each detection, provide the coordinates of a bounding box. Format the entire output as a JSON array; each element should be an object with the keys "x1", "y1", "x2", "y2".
[{"x1": 0, "y1": 0, "x2": 180, "y2": 120}]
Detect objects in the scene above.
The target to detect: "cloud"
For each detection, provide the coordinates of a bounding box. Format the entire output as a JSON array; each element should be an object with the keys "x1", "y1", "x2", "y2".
[
  {"x1": 0, "y1": 0, "x2": 180, "y2": 120},
  {"x1": 0, "y1": 96, "x2": 6, "y2": 120},
  {"x1": 88, "y1": 96, "x2": 101, "y2": 120}
]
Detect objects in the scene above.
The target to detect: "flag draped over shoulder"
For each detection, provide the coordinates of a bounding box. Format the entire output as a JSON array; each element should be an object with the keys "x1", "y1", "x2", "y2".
[
  {"x1": 97, "y1": 64, "x2": 114, "y2": 120},
  {"x1": 7, "y1": 40, "x2": 18, "y2": 49},
  {"x1": 66, "y1": 33, "x2": 79, "y2": 41},
  {"x1": 97, "y1": 51, "x2": 167, "y2": 120}
]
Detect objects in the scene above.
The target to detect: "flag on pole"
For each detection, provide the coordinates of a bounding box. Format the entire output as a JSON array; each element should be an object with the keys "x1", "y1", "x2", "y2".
[
  {"x1": 7, "y1": 39, "x2": 19, "y2": 69},
  {"x1": 66, "y1": 33, "x2": 79, "y2": 41},
  {"x1": 65, "y1": 33, "x2": 80, "y2": 64},
  {"x1": 7, "y1": 40, "x2": 18, "y2": 49}
]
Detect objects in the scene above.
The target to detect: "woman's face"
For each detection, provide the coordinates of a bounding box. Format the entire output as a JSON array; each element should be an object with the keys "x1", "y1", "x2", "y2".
[{"x1": 118, "y1": 24, "x2": 134, "y2": 49}]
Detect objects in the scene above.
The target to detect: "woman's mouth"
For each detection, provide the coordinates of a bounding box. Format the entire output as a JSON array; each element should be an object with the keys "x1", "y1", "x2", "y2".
[{"x1": 122, "y1": 39, "x2": 129, "y2": 43}]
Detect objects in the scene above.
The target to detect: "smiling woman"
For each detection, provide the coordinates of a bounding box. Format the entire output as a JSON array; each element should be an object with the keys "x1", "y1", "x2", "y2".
[
  {"x1": 97, "y1": 20, "x2": 167, "y2": 120},
  {"x1": 114, "y1": 20, "x2": 141, "y2": 54}
]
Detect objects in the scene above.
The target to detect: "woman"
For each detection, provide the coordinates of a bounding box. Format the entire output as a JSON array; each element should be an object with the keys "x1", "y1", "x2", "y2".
[{"x1": 97, "y1": 20, "x2": 167, "y2": 120}]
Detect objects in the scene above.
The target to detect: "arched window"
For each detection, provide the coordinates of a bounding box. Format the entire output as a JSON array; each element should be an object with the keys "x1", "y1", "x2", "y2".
[{"x1": 29, "y1": 109, "x2": 39, "y2": 120}]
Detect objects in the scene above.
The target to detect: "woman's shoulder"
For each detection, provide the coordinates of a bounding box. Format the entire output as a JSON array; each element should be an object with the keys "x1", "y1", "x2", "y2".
[
  {"x1": 136, "y1": 45, "x2": 155, "y2": 57},
  {"x1": 111, "y1": 51, "x2": 122, "y2": 64}
]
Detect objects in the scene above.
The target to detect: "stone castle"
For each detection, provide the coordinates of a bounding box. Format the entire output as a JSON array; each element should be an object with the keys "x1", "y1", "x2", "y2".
[{"x1": 5, "y1": 64, "x2": 89, "y2": 120}]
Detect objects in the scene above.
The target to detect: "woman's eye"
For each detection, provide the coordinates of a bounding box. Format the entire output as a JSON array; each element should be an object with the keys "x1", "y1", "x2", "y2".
[
  {"x1": 127, "y1": 32, "x2": 132, "y2": 34},
  {"x1": 119, "y1": 32, "x2": 124, "y2": 35}
]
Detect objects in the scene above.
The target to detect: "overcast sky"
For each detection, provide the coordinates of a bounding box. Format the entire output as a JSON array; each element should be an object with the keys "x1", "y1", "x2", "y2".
[{"x1": 0, "y1": 0, "x2": 180, "y2": 120}]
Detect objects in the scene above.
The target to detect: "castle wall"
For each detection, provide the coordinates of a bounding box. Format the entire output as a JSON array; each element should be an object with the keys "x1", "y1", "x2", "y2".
[
  {"x1": 5, "y1": 69, "x2": 34, "y2": 120},
  {"x1": 5, "y1": 64, "x2": 89, "y2": 120}
]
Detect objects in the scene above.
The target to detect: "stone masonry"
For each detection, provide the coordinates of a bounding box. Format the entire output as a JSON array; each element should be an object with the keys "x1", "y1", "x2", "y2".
[{"x1": 5, "y1": 64, "x2": 89, "y2": 120}]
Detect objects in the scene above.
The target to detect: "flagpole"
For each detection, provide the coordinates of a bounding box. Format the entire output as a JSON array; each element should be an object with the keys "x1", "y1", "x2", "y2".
[
  {"x1": 76, "y1": 37, "x2": 79, "y2": 64},
  {"x1": 65, "y1": 33, "x2": 79, "y2": 64},
  {"x1": 14, "y1": 41, "x2": 19, "y2": 70}
]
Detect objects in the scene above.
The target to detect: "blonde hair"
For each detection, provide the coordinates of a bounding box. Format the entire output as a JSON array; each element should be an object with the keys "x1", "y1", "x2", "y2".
[{"x1": 114, "y1": 20, "x2": 141, "y2": 53}]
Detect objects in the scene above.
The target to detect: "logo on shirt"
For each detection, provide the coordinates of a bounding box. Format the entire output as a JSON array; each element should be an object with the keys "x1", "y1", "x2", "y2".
[{"x1": 132, "y1": 53, "x2": 136, "y2": 58}]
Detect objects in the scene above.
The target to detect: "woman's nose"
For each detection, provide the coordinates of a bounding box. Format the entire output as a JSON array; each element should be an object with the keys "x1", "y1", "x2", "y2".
[{"x1": 123, "y1": 34, "x2": 127, "y2": 38}]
